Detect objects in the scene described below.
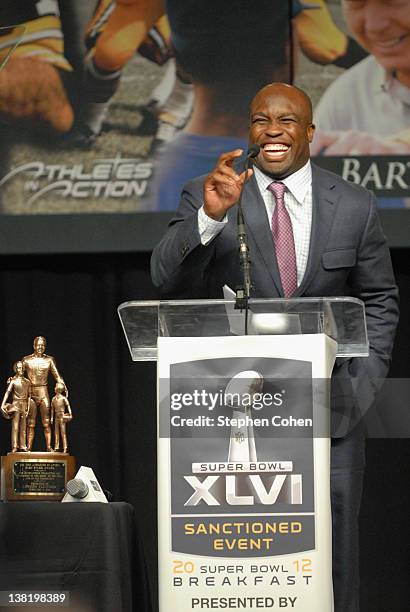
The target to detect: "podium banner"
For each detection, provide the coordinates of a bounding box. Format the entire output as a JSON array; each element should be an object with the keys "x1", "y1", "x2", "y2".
[{"x1": 157, "y1": 334, "x2": 337, "y2": 611}]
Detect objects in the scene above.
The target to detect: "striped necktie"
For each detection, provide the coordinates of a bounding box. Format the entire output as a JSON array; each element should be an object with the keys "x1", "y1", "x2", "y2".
[{"x1": 268, "y1": 181, "x2": 297, "y2": 297}]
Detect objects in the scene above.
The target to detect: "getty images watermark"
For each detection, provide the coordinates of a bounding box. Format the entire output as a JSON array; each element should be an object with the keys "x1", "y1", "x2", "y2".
[{"x1": 170, "y1": 388, "x2": 284, "y2": 411}]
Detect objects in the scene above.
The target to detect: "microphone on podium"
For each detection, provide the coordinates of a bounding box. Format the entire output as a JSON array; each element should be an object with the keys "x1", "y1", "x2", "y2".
[
  {"x1": 235, "y1": 144, "x2": 260, "y2": 320},
  {"x1": 246, "y1": 144, "x2": 261, "y2": 160}
]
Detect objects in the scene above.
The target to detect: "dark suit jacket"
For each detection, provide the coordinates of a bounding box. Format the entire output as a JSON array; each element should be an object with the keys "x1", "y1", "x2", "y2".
[{"x1": 151, "y1": 163, "x2": 399, "y2": 436}]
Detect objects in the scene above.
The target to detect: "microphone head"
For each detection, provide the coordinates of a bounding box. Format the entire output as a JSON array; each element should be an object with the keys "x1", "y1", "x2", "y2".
[
  {"x1": 66, "y1": 478, "x2": 89, "y2": 499},
  {"x1": 247, "y1": 144, "x2": 260, "y2": 158}
]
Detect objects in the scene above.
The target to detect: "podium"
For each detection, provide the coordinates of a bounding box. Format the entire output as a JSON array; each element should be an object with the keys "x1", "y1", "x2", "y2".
[{"x1": 118, "y1": 297, "x2": 368, "y2": 612}]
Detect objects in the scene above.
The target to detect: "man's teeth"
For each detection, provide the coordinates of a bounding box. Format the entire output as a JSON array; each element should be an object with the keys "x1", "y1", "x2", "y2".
[
  {"x1": 377, "y1": 35, "x2": 406, "y2": 48},
  {"x1": 263, "y1": 144, "x2": 289, "y2": 151}
]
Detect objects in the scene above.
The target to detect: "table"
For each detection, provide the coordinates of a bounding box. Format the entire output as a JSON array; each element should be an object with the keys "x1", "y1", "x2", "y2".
[{"x1": 0, "y1": 501, "x2": 151, "y2": 612}]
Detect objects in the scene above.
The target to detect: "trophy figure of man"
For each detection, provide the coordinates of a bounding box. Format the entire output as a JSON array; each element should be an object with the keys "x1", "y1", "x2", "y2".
[{"x1": 22, "y1": 336, "x2": 67, "y2": 452}]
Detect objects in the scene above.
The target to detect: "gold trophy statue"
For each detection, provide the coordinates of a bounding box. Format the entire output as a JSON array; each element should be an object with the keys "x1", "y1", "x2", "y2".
[
  {"x1": 22, "y1": 336, "x2": 66, "y2": 452},
  {"x1": 51, "y1": 383, "x2": 73, "y2": 454},
  {"x1": 1, "y1": 337, "x2": 75, "y2": 501},
  {"x1": 0, "y1": 361, "x2": 34, "y2": 453}
]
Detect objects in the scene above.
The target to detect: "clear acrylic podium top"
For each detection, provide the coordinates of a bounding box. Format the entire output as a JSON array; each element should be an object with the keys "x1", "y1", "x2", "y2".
[{"x1": 118, "y1": 297, "x2": 368, "y2": 362}]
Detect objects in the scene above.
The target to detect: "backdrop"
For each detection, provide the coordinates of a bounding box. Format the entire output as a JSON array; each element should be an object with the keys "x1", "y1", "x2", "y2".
[{"x1": 1, "y1": 1, "x2": 409, "y2": 255}]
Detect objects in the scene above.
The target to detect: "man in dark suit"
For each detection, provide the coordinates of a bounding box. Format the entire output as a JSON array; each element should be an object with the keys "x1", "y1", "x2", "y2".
[{"x1": 151, "y1": 82, "x2": 399, "y2": 611}]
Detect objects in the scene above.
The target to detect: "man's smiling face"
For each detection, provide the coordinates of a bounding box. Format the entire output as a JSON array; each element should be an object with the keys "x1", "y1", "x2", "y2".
[
  {"x1": 342, "y1": 0, "x2": 410, "y2": 86},
  {"x1": 249, "y1": 83, "x2": 315, "y2": 179}
]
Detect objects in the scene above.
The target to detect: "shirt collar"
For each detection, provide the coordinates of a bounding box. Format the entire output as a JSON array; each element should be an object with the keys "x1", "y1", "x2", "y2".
[
  {"x1": 375, "y1": 61, "x2": 410, "y2": 107},
  {"x1": 253, "y1": 159, "x2": 312, "y2": 204}
]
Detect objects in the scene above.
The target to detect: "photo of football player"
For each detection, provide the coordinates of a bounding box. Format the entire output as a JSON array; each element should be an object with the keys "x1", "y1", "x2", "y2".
[
  {"x1": 0, "y1": 1, "x2": 75, "y2": 135},
  {"x1": 67, "y1": 0, "x2": 194, "y2": 151}
]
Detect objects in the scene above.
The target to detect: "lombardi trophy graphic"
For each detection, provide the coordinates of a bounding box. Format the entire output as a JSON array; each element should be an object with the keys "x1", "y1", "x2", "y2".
[{"x1": 225, "y1": 370, "x2": 264, "y2": 463}]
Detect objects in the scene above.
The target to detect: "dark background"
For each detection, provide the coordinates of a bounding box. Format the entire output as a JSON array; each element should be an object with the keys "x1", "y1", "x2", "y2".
[{"x1": 0, "y1": 245, "x2": 408, "y2": 612}]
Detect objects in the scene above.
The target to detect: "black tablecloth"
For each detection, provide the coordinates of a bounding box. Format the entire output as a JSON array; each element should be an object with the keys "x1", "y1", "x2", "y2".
[{"x1": 0, "y1": 501, "x2": 151, "y2": 612}]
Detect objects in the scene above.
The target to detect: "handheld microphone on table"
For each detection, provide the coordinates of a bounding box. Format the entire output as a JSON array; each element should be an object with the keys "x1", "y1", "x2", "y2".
[
  {"x1": 65, "y1": 478, "x2": 89, "y2": 499},
  {"x1": 235, "y1": 144, "x2": 260, "y2": 327},
  {"x1": 62, "y1": 466, "x2": 108, "y2": 503}
]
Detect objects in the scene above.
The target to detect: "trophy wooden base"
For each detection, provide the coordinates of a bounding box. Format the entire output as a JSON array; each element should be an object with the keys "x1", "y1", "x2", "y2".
[{"x1": 1, "y1": 452, "x2": 76, "y2": 501}]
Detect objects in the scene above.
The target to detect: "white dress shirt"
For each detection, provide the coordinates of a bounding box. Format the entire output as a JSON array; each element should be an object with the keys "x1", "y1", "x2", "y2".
[
  {"x1": 314, "y1": 56, "x2": 410, "y2": 136},
  {"x1": 198, "y1": 159, "x2": 313, "y2": 286}
]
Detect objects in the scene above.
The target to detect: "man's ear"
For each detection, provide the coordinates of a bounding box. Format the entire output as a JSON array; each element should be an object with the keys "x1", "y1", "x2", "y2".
[{"x1": 308, "y1": 123, "x2": 316, "y2": 143}]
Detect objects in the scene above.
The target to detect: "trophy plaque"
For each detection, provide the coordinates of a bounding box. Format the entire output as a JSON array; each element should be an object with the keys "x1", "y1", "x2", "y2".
[
  {"x1": 1, "y1": 337, "x2": 76, "y2": 501},
  {"x1": 1, "y1": 452, "x2": 76, "y2": 501}
]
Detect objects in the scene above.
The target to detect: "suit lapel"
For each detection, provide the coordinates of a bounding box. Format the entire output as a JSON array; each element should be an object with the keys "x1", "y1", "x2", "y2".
[
  {"x1": 241, "y1": 173, "x2": 283, "y2": 296},
  {"x1": 294, "y1": 164, "x2": 339, "y2": 296}
]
